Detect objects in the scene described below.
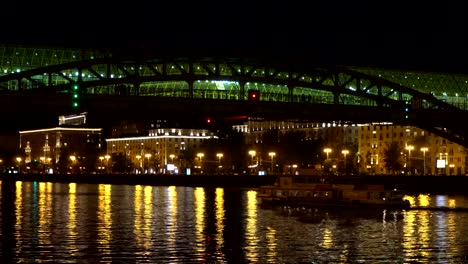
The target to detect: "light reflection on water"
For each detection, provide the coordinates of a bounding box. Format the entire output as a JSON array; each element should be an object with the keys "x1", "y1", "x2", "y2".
[{"x1": 0, "y1": 181, "x2": 467, "y2": 263}]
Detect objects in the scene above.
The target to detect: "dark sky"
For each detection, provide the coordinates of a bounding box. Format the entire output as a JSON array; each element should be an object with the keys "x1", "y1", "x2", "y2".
[{"x1": 1, "y1": 1, "x2": 467, "y2": 73}]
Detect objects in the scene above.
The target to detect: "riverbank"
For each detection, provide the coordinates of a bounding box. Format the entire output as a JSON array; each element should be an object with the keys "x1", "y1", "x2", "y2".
[{"x1": 0, "y1": 173, "x2": 278, "y2": 189}]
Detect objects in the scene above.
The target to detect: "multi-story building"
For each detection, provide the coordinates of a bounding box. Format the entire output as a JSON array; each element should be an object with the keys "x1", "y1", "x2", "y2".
[
  {"x1": 106, "y1": 127, "x2": 217, "y2": 174},
  {"x1": 18, "y1": 113, "x2": 103, "y2": 168},
  {"x1": 358, "y1": 123, "x2": 467, "y2": 175},
  {"x1": 234, "y1": 119, "x2": 468, "y2": 176},
  {"x1": 233, "y1": 119, "x2": 359, "y2": 147}
]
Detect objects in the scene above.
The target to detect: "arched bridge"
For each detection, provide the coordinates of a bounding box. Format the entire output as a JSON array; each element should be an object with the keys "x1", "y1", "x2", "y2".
[{"x1": 0, "y1": 47, "x2": 467, "y2": 146}]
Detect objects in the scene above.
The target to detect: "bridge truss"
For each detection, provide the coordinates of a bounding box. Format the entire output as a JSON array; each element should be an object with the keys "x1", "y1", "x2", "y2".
[{"x1": 0, "y1": 45, "x2": 468, "y2": 146}]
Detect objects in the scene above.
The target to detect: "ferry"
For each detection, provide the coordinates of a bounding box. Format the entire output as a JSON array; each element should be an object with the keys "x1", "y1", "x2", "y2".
[{"x1": 257, "y1": 175, "x2": 411, "y2": 209}]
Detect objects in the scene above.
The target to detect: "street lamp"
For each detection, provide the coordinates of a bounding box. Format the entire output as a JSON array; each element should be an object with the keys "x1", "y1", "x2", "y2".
[
  {"x1": 169, "y1": 154, "x2": 175, "y2": 164},
  {"x1": 104, "y1": 154, "x2": 111, "y2": 173},
  {"x1": 323, "y1": 148, "x2": 332, "y2": 159},
  {"x1": 248, "y1": 150, "x2": 256, "y2": 165},
  {"x1": 136, "y1": 155, "x2": 142, "y2": 173},
  {"x1": 16, "y1": 157, "x2": 22, "y2": 173},
  {"x1": 420, "y1": 147, "x2": 428, "y2": 175},
  {"x1": 268, "y1": 152, "x2": 276, "y2": 172},
  {"x1": 144, "y1": 153, "x2": 151, "y2": 173},
  {"x1": 69, "y1": 155, "x2": 76, "y2": 174},
  {"x1": 216, "y1": 153, "x2": 223, "y2": 164},
  {"x1": 341, "y1": 149, "x2": 349, "y2": 174},
  {"x1": 405, "y1": 145, "x2": 414, "y2": 174},
  {"x1": 197, "y1": 153, "x2": 204, "y2": 170}
]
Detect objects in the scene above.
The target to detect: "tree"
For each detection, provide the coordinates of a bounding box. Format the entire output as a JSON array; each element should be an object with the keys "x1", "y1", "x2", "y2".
[{"x1": 383, "y1": 142, "x2": 404, "y2": 175}]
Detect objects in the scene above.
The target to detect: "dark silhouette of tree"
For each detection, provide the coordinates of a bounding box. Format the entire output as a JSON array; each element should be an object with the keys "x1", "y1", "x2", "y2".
[
  {"x1": 111, "y1": 153, "x2": 132, "y2": 173},
  {"x1": 57, "y1": 146, "x2": 71, "y2": 174},
  {"x1": 180, "y1": 146, "x2": 196, "y2": 171},
  {"x1": 81, "y1": 133, "x2": 101, "y2": 173},
  {"x1": 383, "y1": 141, "x2": 404, "y2": 175}
]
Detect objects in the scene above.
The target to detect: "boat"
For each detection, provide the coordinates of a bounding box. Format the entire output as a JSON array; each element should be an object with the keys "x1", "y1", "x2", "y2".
[{"x1": 257, "y1": 175, "x2": 411, "y2": 209}]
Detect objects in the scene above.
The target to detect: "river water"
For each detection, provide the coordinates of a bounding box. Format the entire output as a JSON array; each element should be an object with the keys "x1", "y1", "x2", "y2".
[{"x1": 0, "y1": 180, "x2": 467, "y2": 263}]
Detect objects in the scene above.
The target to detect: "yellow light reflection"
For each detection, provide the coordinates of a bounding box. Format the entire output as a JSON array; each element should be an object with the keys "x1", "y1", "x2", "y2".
[
  {"x1": 448, "y1": 198, "x2": 456, "y2": 208},
  {"x1": 166, "y1": 186, "x2": 178, "y2": 251},
  {"x1": 38, "y1": 182, "x2": 53, "y2": 247},
  {"x1": 98, "y1": 184, "x2": 112, "y2": 255},
  {"x1": 143, "y1": 186, "x2": 153, "y2": 249},
  {"x1": 403, "y1": 195, "x2": 415, "y2": 206},
  {"x1": 265, "y1": 227, "x2": 278, "y2": 262},
  {"x1": 447, "y1": 212, "x2": 456, "y2": 250},
  {"x1": 134, "y1": 185, "x2": 153, "y2": 250},
  {"x1": 417, "y1": 194, "x2": 430, "y2": 207},
  {"x1": 417, "y1": 211, "x2": 431, "y2": 259},
  {"x1": 15, "y1": 181, "x2": 23, "y2": 244},
  {"x1": 134, "y1": 185, "x2": 143, "y2": 247},
  {"x1": 322, "y1": 228, "x2": 333, "y2": 249},
  {"x1": 215, "y1": 188, "x2": 225, "y2": 260},
  {"x1": 68, "y1": 183, "x2": 77, "y2": 256},
  {"x1": 194, "y1": 187, "x2": 206, "y2": 255},
  {"x1": 402, "y1": 211, "x2": 417, "y2": 260},
  {"x1": 245, "y1": 190, "x2": 258, "y2": 262}
]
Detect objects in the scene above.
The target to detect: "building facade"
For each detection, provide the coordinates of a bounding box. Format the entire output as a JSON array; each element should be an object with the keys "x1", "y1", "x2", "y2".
[
  {"x1": 233, "y1": 119, "x2": 468, "y2": 176},
  {"x1": 18, "y1": 113, "x2": 103, "y2": 173},
  {"x1": 358, "y1": 124, "x2": 468, "y2": 176},
  {"x1": 106, "y1": 128, "x2": 217, "y2": 174}
]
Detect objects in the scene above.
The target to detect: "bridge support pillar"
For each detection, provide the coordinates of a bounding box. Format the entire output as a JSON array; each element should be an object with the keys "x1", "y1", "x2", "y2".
[
  {"x1": 240, "y1": 80, "x2": 245, "y2": 100},
  {"x1": 288, "y1": 85, "x2": 293, "y2": 102},
  {"x1": 188, "y1": 81, "x2": 194, "y2": 99}
]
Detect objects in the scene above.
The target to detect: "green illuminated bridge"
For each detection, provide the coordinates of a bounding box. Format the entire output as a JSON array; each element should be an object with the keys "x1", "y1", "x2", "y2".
[{"x1": 1, "y1": 44, "x2": 468, "y2": 146}]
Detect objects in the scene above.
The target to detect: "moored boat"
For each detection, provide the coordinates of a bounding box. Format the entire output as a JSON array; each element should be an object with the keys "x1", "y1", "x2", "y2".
[{"x1": 257, "y1": 175, "x2": 410, "y2": 209}]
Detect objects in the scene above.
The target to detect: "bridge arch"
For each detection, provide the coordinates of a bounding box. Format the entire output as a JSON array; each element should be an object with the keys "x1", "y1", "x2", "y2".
[{"x1": 0, "y1": 47, "x2": 467, "y2": 146}]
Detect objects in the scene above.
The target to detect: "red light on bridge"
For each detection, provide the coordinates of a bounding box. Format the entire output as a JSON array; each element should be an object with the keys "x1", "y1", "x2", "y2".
[{"x1": 248, "y1": 90, "x2": 260, "y2": 101}]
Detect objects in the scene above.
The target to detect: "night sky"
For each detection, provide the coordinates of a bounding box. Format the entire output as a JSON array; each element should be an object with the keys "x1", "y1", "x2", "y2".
[{"x1": 1, "y1": 1, "x2": 467, "y2": 73}]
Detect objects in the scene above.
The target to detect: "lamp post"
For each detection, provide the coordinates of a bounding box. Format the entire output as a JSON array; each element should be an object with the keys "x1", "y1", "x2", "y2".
[
  {"x1": 104, "y1": 154, "x2": 111, "y2": 173},
  {"x1": 216, "y1": 153, "x2": 223, "y2": 164},
  {"x1": 268, "y1": 152, "x2": 276, "y2": 173},
  {"x1": 248, "y1": 150, "x2": 256, "y2": 165},
  {"x1": 341, "y1": 149, "x2": 349, "y2": 174},
  {"x1": 169, "y1": 154, "x2": 175, "y2": 163},
  {"x1": 69, "y1": 155, "x2": 76, "y2": 174},
  {"x1": 248, "y1": 150, "x2": 256, "y2": 175},
  {"x1": 144, "y1": 153, "x2": 151, "y2": 173},
  {"x1": 420, "y1": 147, "x2": 428, "y2": 175},
  {"x1": 136, "y1": 155, "x2": 142, "y2": 173},
  {"x1": 405, "y1": 145, "x2": 414, "y2": 174},
  {"x1": 323, "y1": 148, "x2": 332, "y2": 160},
  {"x1": 197, "y1": 153, "x2": 204, "y2": 172},
  {"x1": 16, "y1": 157, "x2": 22, "y2": 173}
]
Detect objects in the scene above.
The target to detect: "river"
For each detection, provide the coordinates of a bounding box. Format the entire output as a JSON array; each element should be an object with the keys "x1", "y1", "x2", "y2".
[{"x1": 0, "y1": 180, "x2": 467, "y2": 263}]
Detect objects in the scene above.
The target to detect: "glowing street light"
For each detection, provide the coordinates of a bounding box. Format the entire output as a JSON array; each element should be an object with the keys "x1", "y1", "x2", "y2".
[
  {"x1": 248, "y1": 150, "x2": 256, "y2": 165},
  {"x1": 268, "y1": 152, "x2": 276, "y2": 172},
  {"x1": 420, "y1": 147, "x2": 428, "y2": 175},
  {"x1": 169, "y1": 154, "x2": 175, "y2": 163},
  {"x1": 69, "y1": 155, "x2": 77, "y2": 174},
  {"x1": 197, "y1": 153, "x2": 204, "y2": 170},
  {"x1": 136, "y1": 155, "x2": 142, "y2": 171},
  {"x1": 144, "y1": 153, "x2": 151, "y2": 171},
  {"x1": 341, "y1": 149, "x2": 349, "y2": 173},
  {"x1": 216, "y1": 153, "x2": 223, "y2": 164},
  {"x1": 16, "y1": 157, "x2": 22, "y2": 172},
  {"x1": 104, "y1": 154, "x2": 111, "y2": 173},
  {"x1": 323, "y1": 148, "x2": 332, "y2": 159},
  {"x1": 405, "y1": 145, "x2": 414, "y2": 174}
]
